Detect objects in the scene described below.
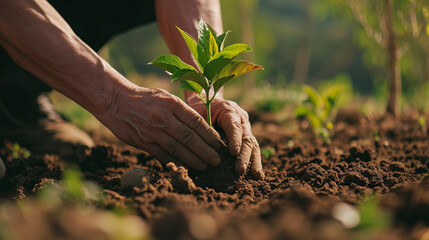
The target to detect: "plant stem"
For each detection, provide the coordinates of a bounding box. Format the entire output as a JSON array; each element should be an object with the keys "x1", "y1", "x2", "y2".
[
  {"x1": 206, "y1": 103, "x2": 212, "y2": 127},
  {"x1": 206, "y1": 93, "x2": 212, "y2": 127}
]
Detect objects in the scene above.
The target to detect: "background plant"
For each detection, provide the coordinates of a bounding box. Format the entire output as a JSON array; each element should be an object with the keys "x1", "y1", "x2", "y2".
[
  {"x1": 149, "y1": 19, "x2": 263, "y2": 126},
  {"x1": 11, "y1": 142, "x2": 30, "y2": 159},
  {"x1": 295, "y1": 85, "x2": 340, "y2": 142}
]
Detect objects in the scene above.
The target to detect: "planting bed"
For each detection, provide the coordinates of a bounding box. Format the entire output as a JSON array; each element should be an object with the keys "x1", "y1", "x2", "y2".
[{"x1": 1, "y1": 110, "x2": 429, "y2": 240}]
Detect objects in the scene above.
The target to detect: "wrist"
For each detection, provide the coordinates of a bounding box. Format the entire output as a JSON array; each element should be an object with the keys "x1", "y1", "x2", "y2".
[{"x1": 90, "y1": 67, "x2": 142, "y2": 120}]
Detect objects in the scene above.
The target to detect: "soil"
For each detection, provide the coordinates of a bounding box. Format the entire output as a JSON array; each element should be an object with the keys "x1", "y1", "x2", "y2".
[{"x1": 1, "y1": 110, "x2": 428, "y2": 240}]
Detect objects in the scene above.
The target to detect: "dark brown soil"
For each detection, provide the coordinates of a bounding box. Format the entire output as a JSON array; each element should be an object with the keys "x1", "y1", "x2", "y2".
[{"x1": 1, "y1": 110, "x2": 428, "y2": 240}]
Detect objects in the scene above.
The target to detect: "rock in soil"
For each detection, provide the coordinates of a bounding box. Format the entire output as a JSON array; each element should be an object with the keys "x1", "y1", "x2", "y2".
[{"x1": 120, "y1": 168, "x2": 150, "y2": 190}]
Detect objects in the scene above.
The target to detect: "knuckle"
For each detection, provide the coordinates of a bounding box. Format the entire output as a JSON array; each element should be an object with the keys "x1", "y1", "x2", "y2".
[
  {"x1": 231, "y1": 120, "x2": 242, "y2": 130},
  {"x1": 242, "y1": 111, "x2": 250, "y2": 121},
  {"x1": 165, "y1": 139, "x2": 183, "y2": 155},
  {"x1": 253, "y1": 141, "x2": 261, "y2": 151},
  {"x1": 152, "y1": 150, "x2": 171, "y2": 165},
  {"x1": 176, "y1": 126, "x2": 195, "y2": 144},
  {"x1": 189, "y1": 115, "x2": 204, "y2": 129},
  {"x1": 242, "y1": 136, "x2": 254, "y2": 147}
]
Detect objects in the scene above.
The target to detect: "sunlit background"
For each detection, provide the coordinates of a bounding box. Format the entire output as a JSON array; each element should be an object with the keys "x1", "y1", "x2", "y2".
[{"x1": 50, "y1": 0, "x2": 429, "y2": 134}]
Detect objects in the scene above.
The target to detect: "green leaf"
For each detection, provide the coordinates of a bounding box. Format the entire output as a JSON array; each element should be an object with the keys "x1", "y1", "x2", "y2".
[
  {"x1": 213, "y1": 75, "x2": 234, "y2": 93},
  {"x1": 213, "y1": 60, "x2": 263, "y2": 92},
  {"x1": 197, "y1": 45, "x2": 209, "y2": 69},
  {"x1": 149, "y1": 55, "x2": 196, "y2": 74},
  {"x1": 176, "y1": 27, "x2": 201, "y2": 67},
  {"x1": 180, "y1": 80, "x2": 203, "y2": 93},
  {"x1": 322, "y1": 86, "x2": 340, "y2": 111},
  {"x1": 171, "y1": 69, "x2": 208, "y2": 90},
  {"x1": 307, "y1": 112, "x2": 322, "y2": 131},
  {"x1": 198, "y1": 19, "x2": 211, "y2": 54},
  {"x1": 207, "y1": 30, "x2": 219, "y2": 57},
  {"x1": 206, "y1": 24, "x2": 230, "y2": 51},
  {"x1": 221, "y1": 43, "x2": 252, "y2": 57},
  {"x1": 216, "y1": 31, "x2": 230, "y2": 51},
  {"x1": 198, "y1": 19, "x2": 218, "y2": 59},
  {"x1": 295, "y1": 105, "x2": 321, "y2": 131},
  {"x1": 294, "y1": 105, "x2": 313, "y2": 117},
  {"x1": 204, "y1": 44, "x2": 252, "y2": 81},
  {"x1": 303, "y1": 85, "x2": 323, "y2": 108}
]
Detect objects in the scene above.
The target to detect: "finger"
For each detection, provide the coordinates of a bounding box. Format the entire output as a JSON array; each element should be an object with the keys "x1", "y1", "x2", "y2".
[
  {"x1": 142, "y1": 142, "x2": 188, "y2": 169},
  {"x1": 235, "y1": 136, "x2": 253, "y2": 175},
  {"x1": 218, "y1": 111, "x2": 243, "y2": 156},
  {"x1": 156, "y1": 131, "x2": 208, "y2": 171},
  {"x1": 163, "y1": 118, "x2": 221, "y2": 167},
  {"x1": 250, "y1": 143, "x2": 264, "y2": 180},
  {"x1": 173, "y1": 102, "x2": 223, "y2": 149}
]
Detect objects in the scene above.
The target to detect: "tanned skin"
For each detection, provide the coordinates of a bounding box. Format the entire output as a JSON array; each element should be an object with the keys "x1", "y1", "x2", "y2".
[{"x1": 0, "y1": 0, "x2": 263, "y2": 179}]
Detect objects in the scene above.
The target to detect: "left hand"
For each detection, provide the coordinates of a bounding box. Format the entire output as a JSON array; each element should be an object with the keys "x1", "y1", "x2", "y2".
[{"x1": 187, "y1": 95, "x2": 264, "y2": 179}]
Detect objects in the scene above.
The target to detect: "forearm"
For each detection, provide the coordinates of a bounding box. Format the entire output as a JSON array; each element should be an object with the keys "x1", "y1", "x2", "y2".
[
  {"x1": 155, "y1": 0, "x2": 224, "y2": 103},
  {"x1": 0, "y1": 0, "x2": 134, "y2": 118}
]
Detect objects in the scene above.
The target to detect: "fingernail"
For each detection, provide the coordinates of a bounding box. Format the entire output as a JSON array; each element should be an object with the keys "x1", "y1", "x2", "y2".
[{"x1": 238, "y1": 163, "x2": 248, "y2": 175}]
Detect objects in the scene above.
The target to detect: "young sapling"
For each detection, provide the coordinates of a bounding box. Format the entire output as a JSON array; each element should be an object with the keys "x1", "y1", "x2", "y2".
[
  {"x1": 149, "y1": 19, "x2": 263, "y2": 126},
  {"x1": 261, "y1": 147, "x2": 276, "y2": 160},
  {"x1": 295, "y1": 85, "x2": 339, "y2": 143}
]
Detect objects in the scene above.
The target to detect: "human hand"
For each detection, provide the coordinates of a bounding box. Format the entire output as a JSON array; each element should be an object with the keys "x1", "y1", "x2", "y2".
[
  {"x1": 187, "y1": 94, "x2": 264, "y2": 179},
  {"x1": 100, "y1": 87, "x2": 224, "y2": 171}
]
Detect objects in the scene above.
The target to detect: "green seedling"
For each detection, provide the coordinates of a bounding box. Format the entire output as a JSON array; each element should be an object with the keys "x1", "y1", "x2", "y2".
[
  {"x1": 295, "y1": 85, "x2": 339, "y2": 143},
  {"x1": 37, "y1": 167, "x2": 103, "y2": 205},
  {"x1": 149, "y1": 19, "x2": 263, "y2": 126},
  {"x1": 418, "y1": 116, "x2": 427, "y2": 136},
  {"x1": 12, "y1": 143, "x2": 30, "y2": 159},
  {"x1": 356, "y1": 196, "x2": 391, "y2": 230},
  {"x1": 373, "y1": 130, "x2": 380, "y2": 141},
  {"x1": 261, "y1": 147, "x2": 276, "y2": 160}
]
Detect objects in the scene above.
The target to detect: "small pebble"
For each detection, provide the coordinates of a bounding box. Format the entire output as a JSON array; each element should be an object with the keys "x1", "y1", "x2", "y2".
[{"x1": 120, "y1": 168, "x2": 150, "y2": 190}]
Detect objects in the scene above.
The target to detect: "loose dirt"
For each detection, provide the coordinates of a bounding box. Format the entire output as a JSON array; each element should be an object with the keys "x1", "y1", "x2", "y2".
[{"x1": 1, "y1": 110, "x2": 428, "y2": 239}]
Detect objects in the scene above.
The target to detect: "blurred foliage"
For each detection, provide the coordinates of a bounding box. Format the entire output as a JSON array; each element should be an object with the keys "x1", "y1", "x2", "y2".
[
  {"x1": 355, "y1": 196, "x2": 391, "y2": 231},
  {"x1": 37, "y1": 166, "x2": 104, "y2": 206},
  {"x1": 295, "y1": 84, "x2": 340, "y2": 142},
  {"x1": 103, "y1": 0, "x2": 375, "y2": 97},
  {"x1": 54, "y1": 0, "x2": 429, "y2": 128},
  {"x1": 261, "y1": 147, "x2": 276, "y2": 159},
  {"x1": 11, "y1": 142, "x2": 31, "y2": 160}
]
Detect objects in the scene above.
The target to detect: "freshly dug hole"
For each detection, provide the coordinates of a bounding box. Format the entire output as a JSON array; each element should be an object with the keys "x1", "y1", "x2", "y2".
[{"x1": 189, "y1": 147, "x2": 241, "y2": 193}]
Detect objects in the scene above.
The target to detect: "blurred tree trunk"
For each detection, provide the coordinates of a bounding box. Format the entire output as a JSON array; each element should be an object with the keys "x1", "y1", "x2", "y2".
[
  {"x1": 384, "y1": 0, "x2": 401, "y2": 117},
  {"x1": 237, "y1": 0, "x2": 256, "y2": 91},
  {"x1": 292, "y1": 0, "x2": 313, "y2": 84}
]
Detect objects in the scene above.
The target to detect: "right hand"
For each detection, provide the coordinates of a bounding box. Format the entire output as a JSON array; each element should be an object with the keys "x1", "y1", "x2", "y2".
[{"x1": 99, "y1": 87, "x2": 223, "y2": 171}]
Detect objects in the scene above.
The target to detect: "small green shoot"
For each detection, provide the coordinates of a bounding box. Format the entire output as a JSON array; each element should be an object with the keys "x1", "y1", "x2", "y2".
[
  {"x1": 149, "y1": 19, "x2": 263, "y2": 126},
  {"x1": 261, "y1": 147, "x2": 276, "y2": 160},
  {"x1": 373, "y1": 130, "x2": 380, "y2": 141},
  {"x1": 418, "y1": 115, "x2": 427, "y2": 136},
  {"x1": 12, "y1": 143, "x2": 30, "y2": 159},
  {"x1": 37, "y1": 167, "x2": 103, "y2": 205},
  {"x1": 295, "y1": 85, "x2": 339, "y2": 143},
  {"x1": 356, "y1": 196, "x2": 391, "y2": 230},
  {"x1": 421, "y1": 173, "x2": 429, "y2": 181}
]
